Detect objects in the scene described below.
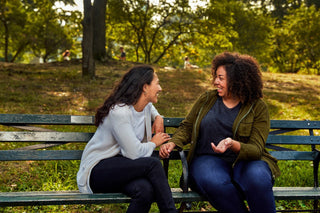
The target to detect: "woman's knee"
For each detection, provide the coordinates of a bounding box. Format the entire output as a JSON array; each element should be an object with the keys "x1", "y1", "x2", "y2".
[
  {"x1": 190, "y1": 156, "x2": 233, "y2": 194},
  {"x1": 124, "y1": 178, "x2": 155, "y2": 203},
  {"x1": 148, "y1": 157, "x2": 163, "y2": 168},
  {"x1": 235, "y1": 161, "x2": 273, "y2": 191}
]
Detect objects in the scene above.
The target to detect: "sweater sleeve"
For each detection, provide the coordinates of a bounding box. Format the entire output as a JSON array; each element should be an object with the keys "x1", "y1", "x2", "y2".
[{"x1": 109, "y1": 106, "x2": 156, "y2": 159}]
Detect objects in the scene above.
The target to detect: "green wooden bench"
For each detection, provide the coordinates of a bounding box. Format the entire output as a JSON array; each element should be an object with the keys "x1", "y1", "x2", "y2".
[{"x1": 0, "y1": 114, "x2": 319, "y2": 212}]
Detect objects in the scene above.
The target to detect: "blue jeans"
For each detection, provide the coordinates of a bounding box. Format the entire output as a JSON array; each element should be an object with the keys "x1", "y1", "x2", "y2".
[
  {"x1": 90, "y1": 156, "x2": 177, "y2": 213},
  {"x1": 189, "y1": 155, "x2": 276, "y2": 213}
]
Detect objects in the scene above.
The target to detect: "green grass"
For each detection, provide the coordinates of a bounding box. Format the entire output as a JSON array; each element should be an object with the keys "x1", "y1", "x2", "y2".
[{"x1": 0, "y1": 60, "x2": 319, "y2": 212}]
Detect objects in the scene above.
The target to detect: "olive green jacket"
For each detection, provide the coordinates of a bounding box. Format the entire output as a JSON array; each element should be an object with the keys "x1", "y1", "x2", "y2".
[{"x1": 171, "y1": 90, "x2": 281, "y2": 179}]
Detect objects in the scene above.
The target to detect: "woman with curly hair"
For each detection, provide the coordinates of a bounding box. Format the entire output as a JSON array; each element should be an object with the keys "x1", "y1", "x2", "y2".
[
  {"x1": 77, "y1": 65, "x2": 177, "y2": 213},
  {"x1": 160, "y1": 52, "x2": 280, "y2": 213}
]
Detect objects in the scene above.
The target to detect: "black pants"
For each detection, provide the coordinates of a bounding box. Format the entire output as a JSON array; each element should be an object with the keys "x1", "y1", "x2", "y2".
[{"x1": 90, "y1": 155, "x2": 176, "y2": 213}]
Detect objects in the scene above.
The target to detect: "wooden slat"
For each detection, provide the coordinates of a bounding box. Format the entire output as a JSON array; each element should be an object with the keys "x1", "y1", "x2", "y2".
[
  {"x1": 270, "y1": 120, "x2": 320, "y2": 129},
  {"x1": 0, "y1": 114, "x2": 94, "y2": 125},
  {"x1": 273, "y1": 187, "x2": 320, "y2": 200},
  {"x1": 163, "y1": 117, "x2": 184, "y2": 127},
  {"x1": 0, "y1": 191, "x2": 131, "y2": 206},
  {"x1": 164, "y1": 119, "x2": 320, "y2": 130},
  {"x1": 270, "y1": 151, "x2": 318, "y2": 160},
  {"x1": 0, "y1": 150, "x2": 183, "y2": 161},
  {"x1": 267, "y1": 135, "x2": 320, "y2": 145},
  {"x1": 0, "y1": 150, "x2": 83, "y2": 161},
  {"x1": 1, "y1": 114, "x2": 320, "y2": 129},
  {"x1": 0, "y1": 149, "x2": 315, "y2": 161},
  {"x1": 1, "y1": 132, "x2": 318, "y2": 145},
  {"x1": 0, "y1": 132, "x2": 93, "y2": 142},
  {"x1": 1, "y1": 187, "x2": 320, "y2": 206}
]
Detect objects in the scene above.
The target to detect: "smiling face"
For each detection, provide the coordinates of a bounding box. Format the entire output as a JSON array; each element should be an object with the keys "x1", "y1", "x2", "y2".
[
  {"x1": 144, "y1": 73, "x2": 162, "y2": 103},
  {"x1": 213, "y1": 66, "x2": 229, "y2": 98}
]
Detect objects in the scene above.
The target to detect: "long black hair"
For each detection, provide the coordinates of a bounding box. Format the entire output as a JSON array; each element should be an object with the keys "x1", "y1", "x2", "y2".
[{"x1": 95, "y1": 65, "x2": 155, "y2": 126}]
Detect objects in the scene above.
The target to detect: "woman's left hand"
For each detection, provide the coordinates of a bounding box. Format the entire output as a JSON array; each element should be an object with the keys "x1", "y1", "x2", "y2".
[
  {"x1": 211, "y1": 137, "x2": 233, "y2": 153},
  {"x1": 152, "y1": 115, "x2": 164, "y2": 133}
]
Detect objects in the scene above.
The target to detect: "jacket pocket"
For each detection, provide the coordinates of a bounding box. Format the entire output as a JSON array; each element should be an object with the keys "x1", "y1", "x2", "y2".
[{"x1": 237, "y1": 119, "x2": 253, "y2": 137}]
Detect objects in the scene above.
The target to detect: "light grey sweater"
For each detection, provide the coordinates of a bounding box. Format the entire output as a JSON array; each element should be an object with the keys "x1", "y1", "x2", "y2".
[{"x1": 77, "y1": 103, "x2": 160, "y2": 193}]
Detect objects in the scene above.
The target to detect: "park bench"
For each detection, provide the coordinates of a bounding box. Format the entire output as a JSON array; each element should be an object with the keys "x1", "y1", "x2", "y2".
[{"x1": 0, "y1": 113, "x2": 319, "y2": 212}]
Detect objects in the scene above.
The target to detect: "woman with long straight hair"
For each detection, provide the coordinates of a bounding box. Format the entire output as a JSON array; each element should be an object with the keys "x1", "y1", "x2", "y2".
[{"x1": 77, "y1": 65, "x2": 177, "y2": 213}]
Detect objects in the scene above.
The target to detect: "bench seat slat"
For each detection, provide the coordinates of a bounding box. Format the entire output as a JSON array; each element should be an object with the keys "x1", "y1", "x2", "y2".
[
  {"x1": 163, "y1": 117, "x2": 184, "y2": 127},
  {"x1": 0, "y1": 150, "x2": 83, "y2": 161},
  {"x1": 273, "y1": 187, "x2": 320, "y2": 200},
  {"x1": 1, "y1": 187, "x2": 320, "y2": 206},
  {"x1": 0, "y1": 132, "x2": 93, "y2": 142},
  {"x1": 270, "y1": 120, "x2": 320, "y2": 129},
  {"x1": 0, "y1": 150, "x2": 183, "y2": 161},
  {"x1": 267, "y1": 135, "x2": 320, "y2": 145},
  {"x1": 269, "y1": 151, "x2": 319, "y2": 160},
  {"x1": 1, "y1": 133, "x2": 318, "y2": 145},
  {"x1": 0, "y1": 114, "x2": 94, "y2": 125},
  {"x1": 0, "y1": 150, "x2": 317, "y2": 161}
]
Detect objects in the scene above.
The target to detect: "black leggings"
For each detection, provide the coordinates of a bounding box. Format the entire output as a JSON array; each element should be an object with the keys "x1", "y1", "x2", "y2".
[{"x1": 90, "y1": 155, "x2": 176, "y2": 213}]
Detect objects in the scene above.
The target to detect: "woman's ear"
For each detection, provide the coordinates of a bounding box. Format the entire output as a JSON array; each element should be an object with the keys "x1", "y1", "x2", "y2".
[{"x1": 143, "y1": 84, "x2": 149, "y2": 95}]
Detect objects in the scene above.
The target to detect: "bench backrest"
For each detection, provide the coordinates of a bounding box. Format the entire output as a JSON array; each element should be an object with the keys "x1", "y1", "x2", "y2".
[{"x1": 0, "y1": 114, "x2": 319, "y2": 162}]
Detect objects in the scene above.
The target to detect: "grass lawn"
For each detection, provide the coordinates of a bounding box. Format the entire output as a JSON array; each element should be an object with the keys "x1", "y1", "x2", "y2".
[{"x1": 0, "y1": 60, "x2": 319, "y2": 212}]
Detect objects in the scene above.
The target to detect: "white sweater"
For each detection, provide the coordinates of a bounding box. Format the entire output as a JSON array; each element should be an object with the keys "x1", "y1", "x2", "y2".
[{"x1": 77, "y1": 103, "x2": 160, "y2": 193}]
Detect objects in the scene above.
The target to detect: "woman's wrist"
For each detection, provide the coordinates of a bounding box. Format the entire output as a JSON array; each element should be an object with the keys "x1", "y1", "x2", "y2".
[{"x1": 229, "y1": 139, "x2": 240, "y2": 153}]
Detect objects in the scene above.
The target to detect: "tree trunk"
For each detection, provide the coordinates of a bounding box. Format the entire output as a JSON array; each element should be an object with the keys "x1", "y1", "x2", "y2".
[
  {"x1": 82, "y1": 0, "x2": 95, "y2": 79},
  {"x1": 93, "y1": 0, "x2": 108, "y2": 61},
  {"x1": 3, "y1": 20, "x2": 9, "y2": 62}
]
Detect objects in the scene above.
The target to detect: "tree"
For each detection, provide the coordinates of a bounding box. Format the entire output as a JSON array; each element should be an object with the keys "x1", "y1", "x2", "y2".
[
  {"x1": 93, "y1": 0, "x2": 108, "y2": 61},
  {"x1": 82, "y1": 0, "x2": 95, "y2": 78},
  {"x1": 0, "y1": 0, "x2": 79, "y2": 63},
  {"x1": 229, "y1": 0, "x2": 274, "y2": 65},
  {"x1": 106, "y1": 0, "x2": 200, "y2": 64},
  {"x1": 0, "y1": 0, "x2": 30, "y2": 62},
  {"x1": 272, "y1": 4, "x2": 320, "y2": 74}
]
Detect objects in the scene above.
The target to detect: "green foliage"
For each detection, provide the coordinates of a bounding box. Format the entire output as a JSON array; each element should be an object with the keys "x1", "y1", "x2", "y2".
[
  {"x1": 230, "y1": 1, "x2": 274, "y2": 65},
  {"x1": 0, "y1": 0, "x2": 29, "y2": 62},
  {"x1": 271, "y1": 4, "x2": 320, "y2": 74},
  {"x1": 0, "y1": 0, "x2": 82, "y2": 63},
  {"x1": 106, "y1": 0, "x2": 201, "y2": 65},
  {"x1": 2, "y1": 0, "x2": 320, "y2": 73}
]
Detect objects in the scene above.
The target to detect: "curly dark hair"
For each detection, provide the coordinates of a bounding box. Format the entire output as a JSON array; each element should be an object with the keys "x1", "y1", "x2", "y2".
[
  {"x1": 95, "y1": 65, "x2": 155, "y2": 126},
  {"x1": 211, "y1": 52, "x2": 263, "y2": 104}
]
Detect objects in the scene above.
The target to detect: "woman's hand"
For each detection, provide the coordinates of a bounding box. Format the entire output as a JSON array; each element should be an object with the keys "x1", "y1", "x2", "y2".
[
  {"x1": 159, "y1": 142, "x2": 176, "y2": 159},
  {"x1": 151, "y1": 132, "x2": 171, "y2": 147},
  {"x1": 211, "y1": 137, "x2": 233, "y2": 153},
  {"x1": 152, "y1": 115, "x2": 164, "y2": 133}
]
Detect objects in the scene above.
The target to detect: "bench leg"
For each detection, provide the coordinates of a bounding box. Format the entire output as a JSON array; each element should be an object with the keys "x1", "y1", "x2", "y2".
[
  {"x1": 179, "y1": 202, "x2": 192, "y2": 213},
  {"x1": 179, "y1": 202, "x2": 186, "y2": 213},
  {"x1": 313, "y1": 199, "x2": 319, "y2": 213},
  {"x1": 163, "y1": 158, "x2": 169, "y2": 178}
]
